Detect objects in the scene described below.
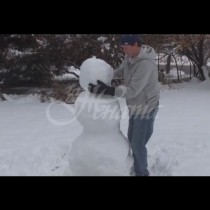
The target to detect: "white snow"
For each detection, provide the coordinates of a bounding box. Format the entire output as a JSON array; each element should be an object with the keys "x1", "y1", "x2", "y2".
[
  {"x1": 157, "y1": 54, "x2": 191, "y2": 65},
  {"x1": 168, "y1": 68, "x2": 186, "y2": 77},
  {"x1": 149, "y1": 77, "x2": 210, "y2": 176},
  {"x1": 0, "y1": 65, "x2": 210, "y2": 176}
]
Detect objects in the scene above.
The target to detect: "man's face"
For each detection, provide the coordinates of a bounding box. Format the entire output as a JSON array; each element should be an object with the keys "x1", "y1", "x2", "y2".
[{"x1": 121, "y1": 43, "x2": 139, "y2": 58}]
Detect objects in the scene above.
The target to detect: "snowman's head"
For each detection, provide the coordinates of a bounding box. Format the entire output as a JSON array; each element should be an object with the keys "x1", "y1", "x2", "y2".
[{"x1": 79, "y1": 57, "x2": 114, "y2": 90}]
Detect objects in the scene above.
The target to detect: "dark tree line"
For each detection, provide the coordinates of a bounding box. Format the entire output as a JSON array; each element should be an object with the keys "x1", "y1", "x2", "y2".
[
  {"x1": 0, "y1": 34, "x2": 123, "y2": 88},
  {"x1": 0, "y1": 34, "x2": 209, "y2": 88}
]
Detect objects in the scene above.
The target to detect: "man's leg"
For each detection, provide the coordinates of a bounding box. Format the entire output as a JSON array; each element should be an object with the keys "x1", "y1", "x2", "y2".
[
  {"x1": 130, "y1": 108, "x2": 158, "y2": 176},
  {"x1": 127, "y1": 116, "x2": 134, "y2": 144}
]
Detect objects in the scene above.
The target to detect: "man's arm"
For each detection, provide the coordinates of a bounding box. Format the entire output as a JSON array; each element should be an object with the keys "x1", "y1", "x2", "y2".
[
  {"x1": 88, "y1": 80, "x2": 115, "y2": 96},
  {"x1": 115, "y1": 61, "x2": 155, "y2": 99},
  {"x1": 114, "y1": 67, "x2": 123, "y2": 79}
]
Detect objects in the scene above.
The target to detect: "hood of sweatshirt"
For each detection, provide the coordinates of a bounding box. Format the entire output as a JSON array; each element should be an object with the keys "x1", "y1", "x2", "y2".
[{"x1": 128, "y1": 45, "x2": 157, "y2": 66}]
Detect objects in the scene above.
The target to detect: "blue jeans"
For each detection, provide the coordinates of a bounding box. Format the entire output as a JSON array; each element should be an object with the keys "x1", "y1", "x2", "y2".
[{"x1": 128, "y1": 105, "x2": 159, "y2": 176}]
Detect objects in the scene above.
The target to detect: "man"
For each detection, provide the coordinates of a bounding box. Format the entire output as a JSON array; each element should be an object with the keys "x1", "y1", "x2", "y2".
[{"x1": 88, "y1": 34, "x2": 160, "y2": 176}]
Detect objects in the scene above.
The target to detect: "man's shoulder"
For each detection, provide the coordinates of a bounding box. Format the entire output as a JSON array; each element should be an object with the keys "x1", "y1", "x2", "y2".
[{"x1": 136, "y1": 58, "x2": 157, "y2": 69}]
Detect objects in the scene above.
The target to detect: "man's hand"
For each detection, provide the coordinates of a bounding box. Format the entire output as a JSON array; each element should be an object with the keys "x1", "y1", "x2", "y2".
[
  {"x1": 88, "y1": 80, "x2": 115, "y2": 96},
  {"x1": 111, "y1": 79, "x2": 122, "y2": 87}
]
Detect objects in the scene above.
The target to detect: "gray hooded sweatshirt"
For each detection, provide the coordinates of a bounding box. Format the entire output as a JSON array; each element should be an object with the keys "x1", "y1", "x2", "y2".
[{"x1": 114, "y1": 45, "x2": 160, "y2": 115}]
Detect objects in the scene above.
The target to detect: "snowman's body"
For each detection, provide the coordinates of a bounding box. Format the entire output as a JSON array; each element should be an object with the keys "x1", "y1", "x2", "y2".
[{"x1": 69, "y1": 57, "x2": 133, "y2": 176}]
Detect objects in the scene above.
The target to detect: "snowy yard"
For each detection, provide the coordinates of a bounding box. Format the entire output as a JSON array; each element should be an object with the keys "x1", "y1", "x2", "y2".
[{"x1": 0, "y1": 78, "x2": 210, "y2": 176}]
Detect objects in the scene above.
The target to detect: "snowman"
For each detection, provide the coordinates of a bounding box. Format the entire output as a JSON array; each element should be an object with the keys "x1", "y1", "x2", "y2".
[{"x1": 68, "y1": 57, "x2": 133, "y2": 176}]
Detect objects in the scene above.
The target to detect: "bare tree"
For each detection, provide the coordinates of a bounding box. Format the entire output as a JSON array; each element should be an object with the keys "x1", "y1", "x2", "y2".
[{"x1": 170, "y1": 34, "x2": 210, "y2": 81}]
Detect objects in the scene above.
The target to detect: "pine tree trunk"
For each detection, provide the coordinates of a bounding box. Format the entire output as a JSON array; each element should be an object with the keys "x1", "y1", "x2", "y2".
[
  {"x1": 198, "y1": 66, "x2": 206, "y2": 81},
  {"x1": 0, "y1": 90, "x2": 6, "y2": 101},
  {"x1": 165, "y1": 55, "x2": 171, "y2": 74}
]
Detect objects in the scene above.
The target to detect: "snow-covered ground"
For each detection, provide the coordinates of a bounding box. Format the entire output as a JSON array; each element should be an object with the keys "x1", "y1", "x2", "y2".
[{"x1": 0, "y1": 78, "x2": 210, "y2": 176}]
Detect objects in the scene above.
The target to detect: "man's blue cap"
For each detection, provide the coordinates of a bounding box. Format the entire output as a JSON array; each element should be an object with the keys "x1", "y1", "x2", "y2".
[{"x1": 120, "y1": 34, "x2": 141, "y2": 46}]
